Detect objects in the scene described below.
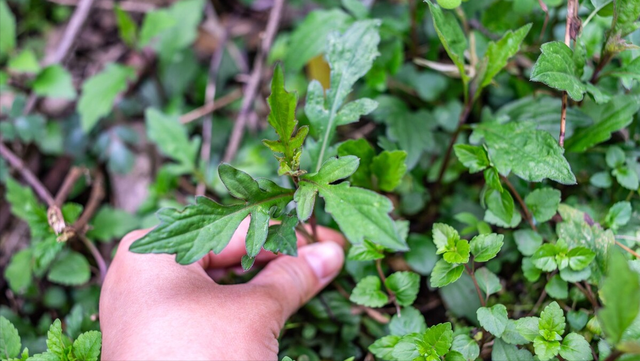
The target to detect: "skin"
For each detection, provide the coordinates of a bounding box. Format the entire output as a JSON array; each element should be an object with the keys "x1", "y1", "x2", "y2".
[{"x1": 99, "y1": 220, "x2": 345, "y2": 360}]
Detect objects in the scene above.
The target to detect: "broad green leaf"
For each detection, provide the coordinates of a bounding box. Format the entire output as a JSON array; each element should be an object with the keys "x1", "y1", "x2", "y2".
[
  {"x1": 613, "y1": 166, "x2": 639, "y2": 190},
  {"x1": 427, "y1": 2, "x2": 468, "y2": 81},
  {"x1": 470, "y1": 233, "x2": 504, "y2": 262},
  {"x1": 8, "y1": 49, "x2": 40, "y2": 73},
  {"x1": 485, "y1": 188, "x2": 516, "y2": 226},
  {"x1": 371, "y1": 150, "x2": 407, "y2": 192},
  {"x1": 0, "y1": 316, "x2": 21, "y2": 359},
  {"x1": 484, "y1": 167, "x2": 503, "y2": 192},
  {"x1": 306, "y1": 20, "x2": 380, "y2": 172},
  {"x1": 451, "y1": 334, "x2": 480, "y2": 361},
  {"x1": 87, "y1": 206, "x2": 139, "y2": 242},
  {"x1": 477, "y1": 304, "x2": 509, "y2": 337},
  {"x1": 131, "y1": 166, "x2": 294, "y2": 264},
  {"x1": 567, "y1": 310, "x2": 589, "y2": 332},
  {"x1": 514, "y1": 230, "x2": 543, "y2": 256},
  {"x1": 565, "y1": 95, "x2": 640, "y2": 152},
  {"x1": 533, "y1": 337, "x2": 561, "y2": 361},
  {"x1": 610, "y1": 56, "x2": 640, "y2": 80},
  {"x1": 284, "y1": 9, "x2": 352, "y2": 72},
  {"x1": 567, "y1": 247, "x2": 596, "y2": 270},
  {"x1": 478, "y1": 24, "x2": 532, "y2": 89},
  {"x1": 605, "y1": 201, "x2": 632, "y2": 229},
  {"x1": 263, "y1": 65, "x2": 308, "y2": 176},
  {"x1": 78, "y1": 64, "x2": 136, "y2": 133},
  {"x1": 590, "y1": 171, "x2": 613, "y2": 188},
  {"x1": 338, "y1": 138, "x2": 375, "y2": 189},
  {"x1": 47, "y1": 251, "x2": 90, "y2": 286},
  {"x1": 472, "y1": 121, "x2": 576, "y2": 184},
  {"x1": 263, "y1": 211, "x2": 298, "y2": 257},
  {"x1": 47, "y1": 319, "x2": 71, "y2": 357},
  {"x1": 420, "y1": 323, "x2": 454, "y2": 358},
  {"x1": 612, "y1": 0, "x2": 640, "y2": 36},
  {"x1": 524, "y1": 188, "x2": 561, "y2": 223},
  {"x1": 443, "y1": 239, "x2": 470, "y2": 264},
  {"x1": 347, "y1": 239, "x2": 384, "y2": 261},
  {"x1": 115, "y1": 6, "x2": 137, "y2": 47},
  {"x1": 0, "y1": 0, "x2": 15, "y2": 56},
  {"x1": 295, "y1": 156, "x2": 406, "y2": 250},
  {"x1": 492, "y1": 338, "x2": 535, "y2": 361},
  {"x1": 392, "y1": 334, "x2": 422, "y2": 360},
  {"x1": 515, "y1": 316, "x2": 540, "y2": 342},
  {"x1": 72, "y1": 331, "x2": 101, "y2": 361},
  {"x1": 530, "y1": 42, "x2": 596, "y2": 102},
  {"x1": 350, "y1": 275, "x2": 389, "y2": 307},
  {"x1": 454, "y1": 144, "x2": 490, "y2": 173},
  {"x1": 430, "y1": 259, "x2": 464, "y2": 287},
  {"x1": 389, "y1": 306, "x2": 427, "y2": 335},
  {"x1": 404, "y1": 234, "x2": 438, "y2": 276},
  {"x1": 539, "y1": 301, "x2": 566, "y2": 341},
  {"x1": 598, "y1": 249, "x2": 640, "y2": 345},
  {"x1": 522, "y1": 257, "x2": 542, "y2": 282},
  {"x1": 369, "y1": 335, "x2": 401, "y2": 360},
  {"x1": 385, "y1": 271, "x2": 420, "y2": 306},
  {"x1": 342, "y1": 0, "x2": 369, "y2": 19},
  {"x1": 432, "y1": 223, "x2": 469, "y2": 264},
  {"x1": 606, "y1": 146, "x2": 626, "y2": 168},
  {"x1": 4, "y1": 249, "x2": 33, "y2": 294},
  {"x1": 475, "y1": 267, "x2": 502, "y2": 296},
  {"x1": 138, "y1": 0, "x2": 204, "y2": 60},
  {"x1": 559, "y1": 333, "x2": 593, "y2": 361},
  {"x1": 146, "y1": 108, "x2": 200, "y2": 174},
  {"x1": 32, "y1": 65, "x2": 76, "y2": 100},
  {"x1": 545, "y1": 274, "x2": 568, "y2": 300},
  {"x1": 502, "y1": 320, "x2": 530, "y2": 345}
]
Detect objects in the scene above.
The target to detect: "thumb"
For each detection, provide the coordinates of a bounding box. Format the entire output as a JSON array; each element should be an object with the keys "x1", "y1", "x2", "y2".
[{"x1": 250, "y1": 241, "x2": 344, "y2": 321}]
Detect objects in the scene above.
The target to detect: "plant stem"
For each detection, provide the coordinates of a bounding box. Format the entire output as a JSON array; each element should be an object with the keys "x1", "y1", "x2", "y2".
[
  {"x1": 376, "y1": 259, "x2": 402, "y2": 316},
  {"x1": 435, "y1": 100, "x2": 473, "y2": 187},
  {"x1": 54, "y1": 166, "x2": 85, "y2": 206},
  {"x1": 558, "y1": 0, "x2": 578, "y2": 147},
  {"x1": 72, "y1": 171, "x2": 105, "y2": 235},
  {"x1": 0, "y1": 141, "x2": 55, "y2": 206},
  {"x1": 465, "y1": 263, "x2": 486, "y2": 307},
  {"x1": 605, "y1": 350, "x2": 623, "y2": 361},
  {"x1": 574, "y1": 281, "x2": 599, "y2": 310},
  {"x1": 80, "y1": 234, "x2": 107, "y2": 284},
  {"x1": 615, "y1": 240, "x2": 640, "y2": 259},
  {"x1": 501, "y1": 175, "x2": 537, "y2": 232}
]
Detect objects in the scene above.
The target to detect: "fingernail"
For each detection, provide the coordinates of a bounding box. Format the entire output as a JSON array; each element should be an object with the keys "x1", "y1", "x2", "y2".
[{"x1": 304, "y1": 242, "x2": 344, "y2": 283}]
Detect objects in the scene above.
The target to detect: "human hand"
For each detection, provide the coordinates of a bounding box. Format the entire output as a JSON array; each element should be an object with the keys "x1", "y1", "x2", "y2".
[{"x1": 99, "y1": 220, "x2": 345, "y2": 360}]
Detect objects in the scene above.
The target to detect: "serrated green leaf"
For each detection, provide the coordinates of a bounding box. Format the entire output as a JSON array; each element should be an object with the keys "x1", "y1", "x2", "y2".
[
  {"x1": 545, "y1": 274, "x2": 568, "y2": 300},
  {"x1": 432, "y1": 223, "x2": 470, "y2": 264},
  {"x1": 385, "y1": 271, "x2": 420, "y2": 306},
  {"x1": 427, "y1": 2, "x2": 468, "y2": 81},
  {"x1": 560, "y1": 266, "x2": 592, "y2": 282},
  {"x1": 347, "y1": 239, "x2": 384, "y2": 261},
  {"x1": 72, "y1": 331, "x2": 101, "y2": 361},
  {"x1": 47, "y1": 251, "x2": 90, "y2": 286},
  {"x1": 46, "y1": 319, "x2": 71, "y2": 357},
  {"x1": 478, "y1": 23, "x2": 532, "y2": 90},
  {"x1": 131, "y1": 166, "x2": 294, "y2": 264},
  {"x1": 522, "y1": 257, "x2": 542, "y2": 282},
  {"x1": 539, "y1": 301, "x2": 565, "y2": 341},
  {"x1": 605, "y1": 201, "x2": 632, "y2": 229},
  {"x1": 4, "y1": 249, "x2": 33, "y2": 294},
  {"x1": 473, "y1": 121, "x2": 576, "y2": 184},
  {"x1": 32, "y1": 65, "x2": 76, "y2": 100},
  {"x1": 606, "y1": 146, "x2": 626, "y2": 168},
  {"x1": 371, "y1": 150, "x2": 407, "y2": 192},
  {"x1": 430, "y1": 259, "x2": 464, "y2": 288},
  {"x1": 567, "y1": 310, "x2": 589, "y2": 332},
  {"x1": 484, "y1": 167, "x2": 503, "y2": 192},
  {"x1": 530, "y1": 42, "x2": 593, "y2": 102},
  {"x1": 8, "y1": 49, "x2": 40, "y2": 74},
  {"x1": 78, "y1": 64, "x2": 136, "y2": 133},
  {"x1": 470, "y1": 233, "x2": 504, "y2": 262},
  {"x1": 524, "y1": 188, "x2": 561, "y2": 223},
  {"x1": 531, "y1": 243, "x2": 558, "y2": 272},
  {"x1": 5, "y1": 177, "x2": 49, "y2": 237},
  {"x1": 296, "y1": 156, "x2": 406, "y2": 250},
  {"x1": 421, "y1": 323, "x2": 454, "y2": 358},
  {"x1": 306, "y1": 20, "x2": 380, "y2": 171},
  {"x1": 350, "y1": 275, "x2": 389, "y2": 307},
  {"x1": 114, "y1": 6, "x2": 137, "y2": 47},
  {"x1": 515, "y1": 316, "x2": 540, "y2": 342},
  {"x1": 492, "y1": 338, "x2": 535, "y2": 361},
  {"x1": 454, "y1": 144, "x2": 490, "y2": 173},
  {"x1": 485, "y1": 188, "x2": 516, "y2": 226},
  {"x1": 284, "y1": 9, "x2": 352, "y2": 72},
  {"x1": 477, "y1": 304, "x2": 509, "y2": 337},
  {"x1": 263, "y1": 65, "x2": 308, "y2": 176},
  {"x1": 559, "y1": 332, "x2": 593, "y2": 361},
  {"x1": 598, "y1": 249, "x2": 640, "y2": 345},
  {"x1": 337, "y1": 138, "x2": 375, "y2": 189},
  {"x1": 451, "y1": 334, "x2": 479, "y2": 361},
  {"x1": 0, "y1": 316, "x2": 21, "y2": 359},
  {"x1": 146, "y1": 108, "x2": 200, "y2": 175},
  {"x1": 533, "y1": 337, "x2": 561, "y2": 361},
  {"x1": 613, "y1": 166, "x2": 639, "y2": 190},
  {"x1": 0, "y1": 0, "x2": 16, "y2": 56},
  {"x1": 392, "y1": 333, "x2": 422, "y2": 360},
  {"x1": 514, "y1": 230, "x2": 543, "y2": 256},
  {"x1": 565, "y1": 95, "x2": 640, "y2": 152},
  {"x1": 389, "y1": 306, "x2": 427, "y2": 335},
  {"x1": 567, "y1": 247, "x2": 596, "y2": 270},
  {"x1": 475, "y1": 267, "x2": 502, "y2": 296},
  {"x1": 263, "y1": 211, "x2": 298, "y2": 257},
  {"x1": 502, "y1": 320, "x2": 529, "y2": 345},
  {"x1": 612, "y1": 0, "x2": 640, "y2": 36},
  {"x1": 369, "y1": 335, "x2": 401, "y2": 361}
]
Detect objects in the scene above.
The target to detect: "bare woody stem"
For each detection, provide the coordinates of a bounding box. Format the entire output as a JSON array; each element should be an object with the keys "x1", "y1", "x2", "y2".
[
  {"x1": 376, "y1": 259, "x2": 402, "y2": 316},
  {"x1": 615, "y1": 239, "x2": 640, "y2": 259},
  {"x1": 464, "y1": 263, "x2": 486, "y2": 307},
  {"x1": 0, "y1": 141, "x2": 55, "y2": 206},
  {"x1": 559, "y1": 0, "x2": 579, "y2": 147},
  {"x1": 501, "y1": 175, "x2": 537, "y2": 232}
]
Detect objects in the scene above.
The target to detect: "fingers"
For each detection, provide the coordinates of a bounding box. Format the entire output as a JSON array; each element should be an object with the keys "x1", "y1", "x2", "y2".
[{"x1": 248, "y1": 240, "x2": 344, "y2": 324}]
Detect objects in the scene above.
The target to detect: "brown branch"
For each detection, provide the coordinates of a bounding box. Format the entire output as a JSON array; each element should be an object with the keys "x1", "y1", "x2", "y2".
[
  {"x1": 376, "y1": 259, "x2": 402, "y2": 316},
  {"x1": 80, "y1": 234, "x2": 107, "y2": 284},
  {"x1": 53, "y1": 166, "x2": 85, "y2": 206},
  {"x1": 615, "y1": 240, "x2": 640, "y2": 259},
  {"x1": 605, "y1": 350, "x2": 623, "y2": 361},
  {"x1": 501, "y1": 175, "x2": 537, "y2": 232},
  {"x1": 465, "y1": 263, "x2": 486, "y2": 307},
  {"x1": 222, "y1": 0, "x2": 285, "y2": 163},
  {"x1": 72, "y1": 171, "x2": 105, "y2": 235},
  {"x1": 0, "y1": 141, "x2": 55, "y2": 206},
  {"x1": 47, "y1": 0, "x2": 155, "y2": 12},
  {"x1": 574, "y1": 281, "x2": 599, "y2": 310},
  {"x1": 47, "y1": 0, "x2": 96, "y2": 65},
  {"x1": 537, "y1": 0, "x2": 549, "y2": 42},
  {"x1": 529, "y1": 288, "x2": 547, "y2": 316},
  {"x1": 559, "y1": 0, "x2": 579, "y2": 147},
  {"x1": 180, "y1": 89, "x2": 242, "y2": 124}
]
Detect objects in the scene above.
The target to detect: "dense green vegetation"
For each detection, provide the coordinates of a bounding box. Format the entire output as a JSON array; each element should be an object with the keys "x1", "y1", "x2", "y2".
[{"x1": 1, "y1": 0, "x2": 640, "y2": 359}]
